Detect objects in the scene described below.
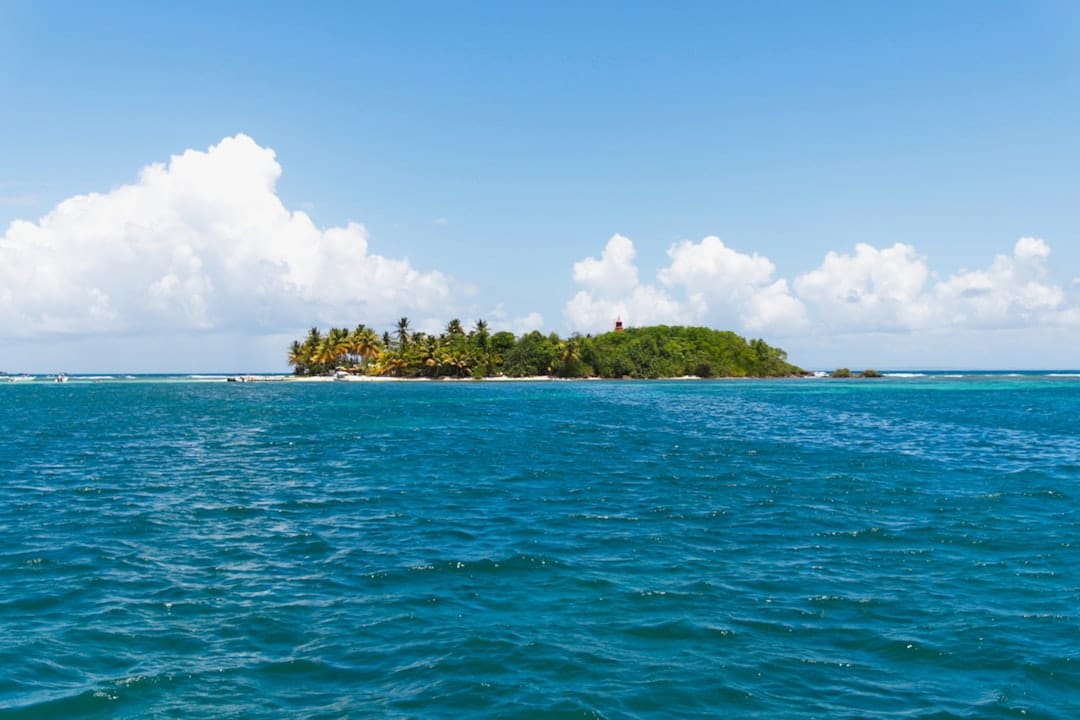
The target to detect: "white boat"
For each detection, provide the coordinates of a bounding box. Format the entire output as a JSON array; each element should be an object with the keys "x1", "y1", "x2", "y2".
[{"x1": 55, "y1": 373, "x2": 69, "y2": 383}]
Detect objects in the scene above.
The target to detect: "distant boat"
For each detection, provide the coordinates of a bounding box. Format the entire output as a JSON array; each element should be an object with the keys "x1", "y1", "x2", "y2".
[
  {"x1": 3, "y1": 374, "x2": 34, "y2": 383},
  {"x1": 54, "y1": 373, "x2": 69, "y2": 383}
]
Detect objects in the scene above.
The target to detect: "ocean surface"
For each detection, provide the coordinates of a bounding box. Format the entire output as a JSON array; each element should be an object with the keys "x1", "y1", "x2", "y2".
[{"x1": 1, "y1": 375, "x2": 1077, "y2": 718}]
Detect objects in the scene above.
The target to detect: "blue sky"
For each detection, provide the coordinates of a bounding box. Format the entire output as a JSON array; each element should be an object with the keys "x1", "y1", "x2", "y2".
[{"x1": 1, "y1": 1, "x2": 1079, "y2": 372}]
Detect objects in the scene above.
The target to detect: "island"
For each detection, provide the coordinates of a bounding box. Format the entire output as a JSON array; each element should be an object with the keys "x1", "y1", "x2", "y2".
[
  {"x1": 830, "y1": 368, "x2": 883, "y2": 378},
  {"x1": 287, "y1": 318, "x2": 802, "y2": 379}
]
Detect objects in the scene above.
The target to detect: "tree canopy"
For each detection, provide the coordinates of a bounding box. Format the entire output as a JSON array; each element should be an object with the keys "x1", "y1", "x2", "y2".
[{"x1": 287, "y1": 320, "x2": 802, "y2": 379}]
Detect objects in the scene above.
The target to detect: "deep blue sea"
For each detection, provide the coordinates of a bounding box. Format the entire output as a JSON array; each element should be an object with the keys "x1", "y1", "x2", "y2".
[{"x1": 1, "y1": 375, "x2": 1077, "y2": 718}]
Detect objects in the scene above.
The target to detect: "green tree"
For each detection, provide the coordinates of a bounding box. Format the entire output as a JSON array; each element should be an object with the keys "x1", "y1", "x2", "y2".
[
  {"x1": 351, "y1": 324, "x2": 382, "y2": 370},
  {"x1": 553, "y1": 336, "x2": 584, "y2": 377},
  {"x1": 288, "y1": 323, "x2": 800, "y2": 378},
  {"x1": 317, "y1": 327, "x2": 350, "y2": 370},
  {"x1": 287, "y1": 340, "x2": 306, "y2": 375},
  {"x1": 300, "y1": 327, "x2": 324, "y2": 374},
  {"x1": 504, "y1": 331, "x2": 558, "y2": 377},
  {"x1": 395, "y1": 317, "x2": 412, "y2": 350},
  {"x1": 418, "y1": 335, "x2": 440, "y2": 377}
]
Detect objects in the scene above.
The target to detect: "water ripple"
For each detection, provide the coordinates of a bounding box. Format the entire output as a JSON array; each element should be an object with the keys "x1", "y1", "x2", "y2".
[{"x1": 1, "y1": 379, "x2": 1077, "y2": 718}]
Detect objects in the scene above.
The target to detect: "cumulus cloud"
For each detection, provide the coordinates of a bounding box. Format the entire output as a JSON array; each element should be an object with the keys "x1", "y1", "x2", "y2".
[
  {"x1": 564, "y1": 235, "x2": 691, "y2": 331},
  {"x1": 510, "y1": 312, "x2": 546, "y2": 334},
  {"x1": 0, "y1": 134, "x2": 453, "y2": 337},
  {"x1": 564, "y1": 233, "x2": 804, "y2": 333},
  {"x1": 795, "y1": 238, "x2": 1073, "y2": 331},
  {"x1": 564, "y1": 233, "x2": 1077, "y2": 343},
  {"x1": 571, "y1": 233, "x2": 640, "y2": 296},
  {"x1": 484, "y1": 304, "x2": 546, "y2": 335},
  {"x1": 659, "y1": 236, "x2": 776, "y2": 291},
  {"x1": 793, "y1": 243, "x2": 934, "y2": 331},
  {"x1": 659, "y1": 236, "x2": 806, "y2": 331},
  {"x1": 565, "y1": 284, "x2": 696, "y2": 331},
  {"x1": 934, "y1": 237, "x2": 1066, "y2": 328}
]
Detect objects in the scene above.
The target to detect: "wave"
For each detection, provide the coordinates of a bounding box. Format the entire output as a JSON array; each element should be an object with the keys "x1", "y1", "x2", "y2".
[
  {"x1": 2, "y1": 686, "x2": 124, "y2": 717},
  {"x1": 1046, "y1": 373, "x2": 1080, "y2": 378},
  {"x1": 4, "y1": 379, "x2": 1077, "y2": 718},
  {"x1": 883, "y1": 373, "x2": 926, "y2": 378}
]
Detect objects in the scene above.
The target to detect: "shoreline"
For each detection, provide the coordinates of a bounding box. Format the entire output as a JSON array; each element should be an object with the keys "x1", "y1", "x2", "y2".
[
  {"x1": 289, "y1": 374, "x2": 704, "y2": 383},
  {"x1": 4, "y1": 371, "x2": 1077, "y2": 384}
]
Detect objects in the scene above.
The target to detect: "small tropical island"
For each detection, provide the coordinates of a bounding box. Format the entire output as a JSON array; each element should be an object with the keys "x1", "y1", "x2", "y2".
[{"x1": 287, "y1": 318, "x2": 803, "y2": 379}]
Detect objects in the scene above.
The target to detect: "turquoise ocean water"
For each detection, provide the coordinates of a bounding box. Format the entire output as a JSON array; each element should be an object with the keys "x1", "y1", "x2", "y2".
[{"x1": 0, "y1": 375, "x2": 1077, "y2": 718}]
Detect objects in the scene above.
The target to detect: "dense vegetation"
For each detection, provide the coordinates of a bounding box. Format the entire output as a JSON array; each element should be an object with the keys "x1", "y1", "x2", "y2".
[
  {"x1": 831, "y1": 368, "x2": 883, "y2": 378},
  {"x1": 288, "y1": 319, "x2": 802, "y2": 379}
]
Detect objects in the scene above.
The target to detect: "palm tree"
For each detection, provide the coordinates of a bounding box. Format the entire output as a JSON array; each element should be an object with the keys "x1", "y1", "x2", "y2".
[
  {"x1": 419, "y1": 336, "x2": 440, "y2": 377},
  {"x1": 449, "y1": 349, "x2": 470, "y2": 377},
  {"x1": 395, "y1": 317, "x2": 411, "y2": 350},
  {"x1": 347, "y1": 324, "x2": 368, "y2": 367},
  {"x1": 318, "y1": 327, "x2": 350, "y2": 371},
  {"x1": 301, "y1": 327, "x2": 324, "y2": 375},
  {"x1": 470, "y1": 319, "x2": 492, "y2": 375},
  {"x1": 375, "y1": 352, "x2": 407, "y2": 377},
  {"x1": 446, "y1": 318, "x2": 464, "y2": 336},
  {"x1": 352, "y1": 326, "x2": 382, "y2": 370},
  {"x1": 287, "y1": 340, "x2": 305, "y2": 375},
  {"x1": 554, "y1": 337, "x2": 582, "y2": 377}
]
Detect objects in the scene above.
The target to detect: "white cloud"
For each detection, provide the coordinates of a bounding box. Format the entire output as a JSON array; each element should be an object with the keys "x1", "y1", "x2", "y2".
[
  {"x1": 793, "y1": 243, "x2": 934, "y2": 331},
  {"x1": 487, "y1": 304, "x2": 546, "y2": 335},
  {"x1": 571, "y1": 233, "x2": 640, "y2": 296},
  {"x1": 564, "y1": 284, "x2": 695, "y2": 332},
  {"x1": 510, "y1": 312, "x2": 546, "y2": 334},
  {"x1": 564, "y1": 235, "x2": 692, "y2": 332},
  {"x1": 743, "y1": 279, "x2": 808, "y2": 332},
  {"x1": 5, "y1": 132, "x2": 1077, "y2": 374},
  {"x1": 659, "y1": 236, "x2": 806, "y2": 332},
  {"x1": 564, "y1": 233, "x2": 804, "y2": 334},
  {"x1": 563, "y1": 233, "x2": 1079, "y2": 364},
  {"x1": 659, "y1": 236, "x2": 776, "y2": 291},
  {"x1": 0, "y1": 134, "x2": 453, "y2": 338},
  {"x1": 934, "y1": 237, "x2": 1066, "y2": 328},
  {"x1": 794, "y1": 238, "x2": 1074, "y2": 332}
]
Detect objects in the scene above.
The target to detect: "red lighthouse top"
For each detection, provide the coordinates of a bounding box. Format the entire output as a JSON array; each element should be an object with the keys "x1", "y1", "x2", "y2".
[{"x1": 614, "y1": 317, "x2": 624, "y2": 332}]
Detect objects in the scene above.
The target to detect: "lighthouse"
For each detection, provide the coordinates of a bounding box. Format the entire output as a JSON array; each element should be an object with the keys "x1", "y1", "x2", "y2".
[{"x1": 614, "y1": 317, "x2": 624, "y2": 332}]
